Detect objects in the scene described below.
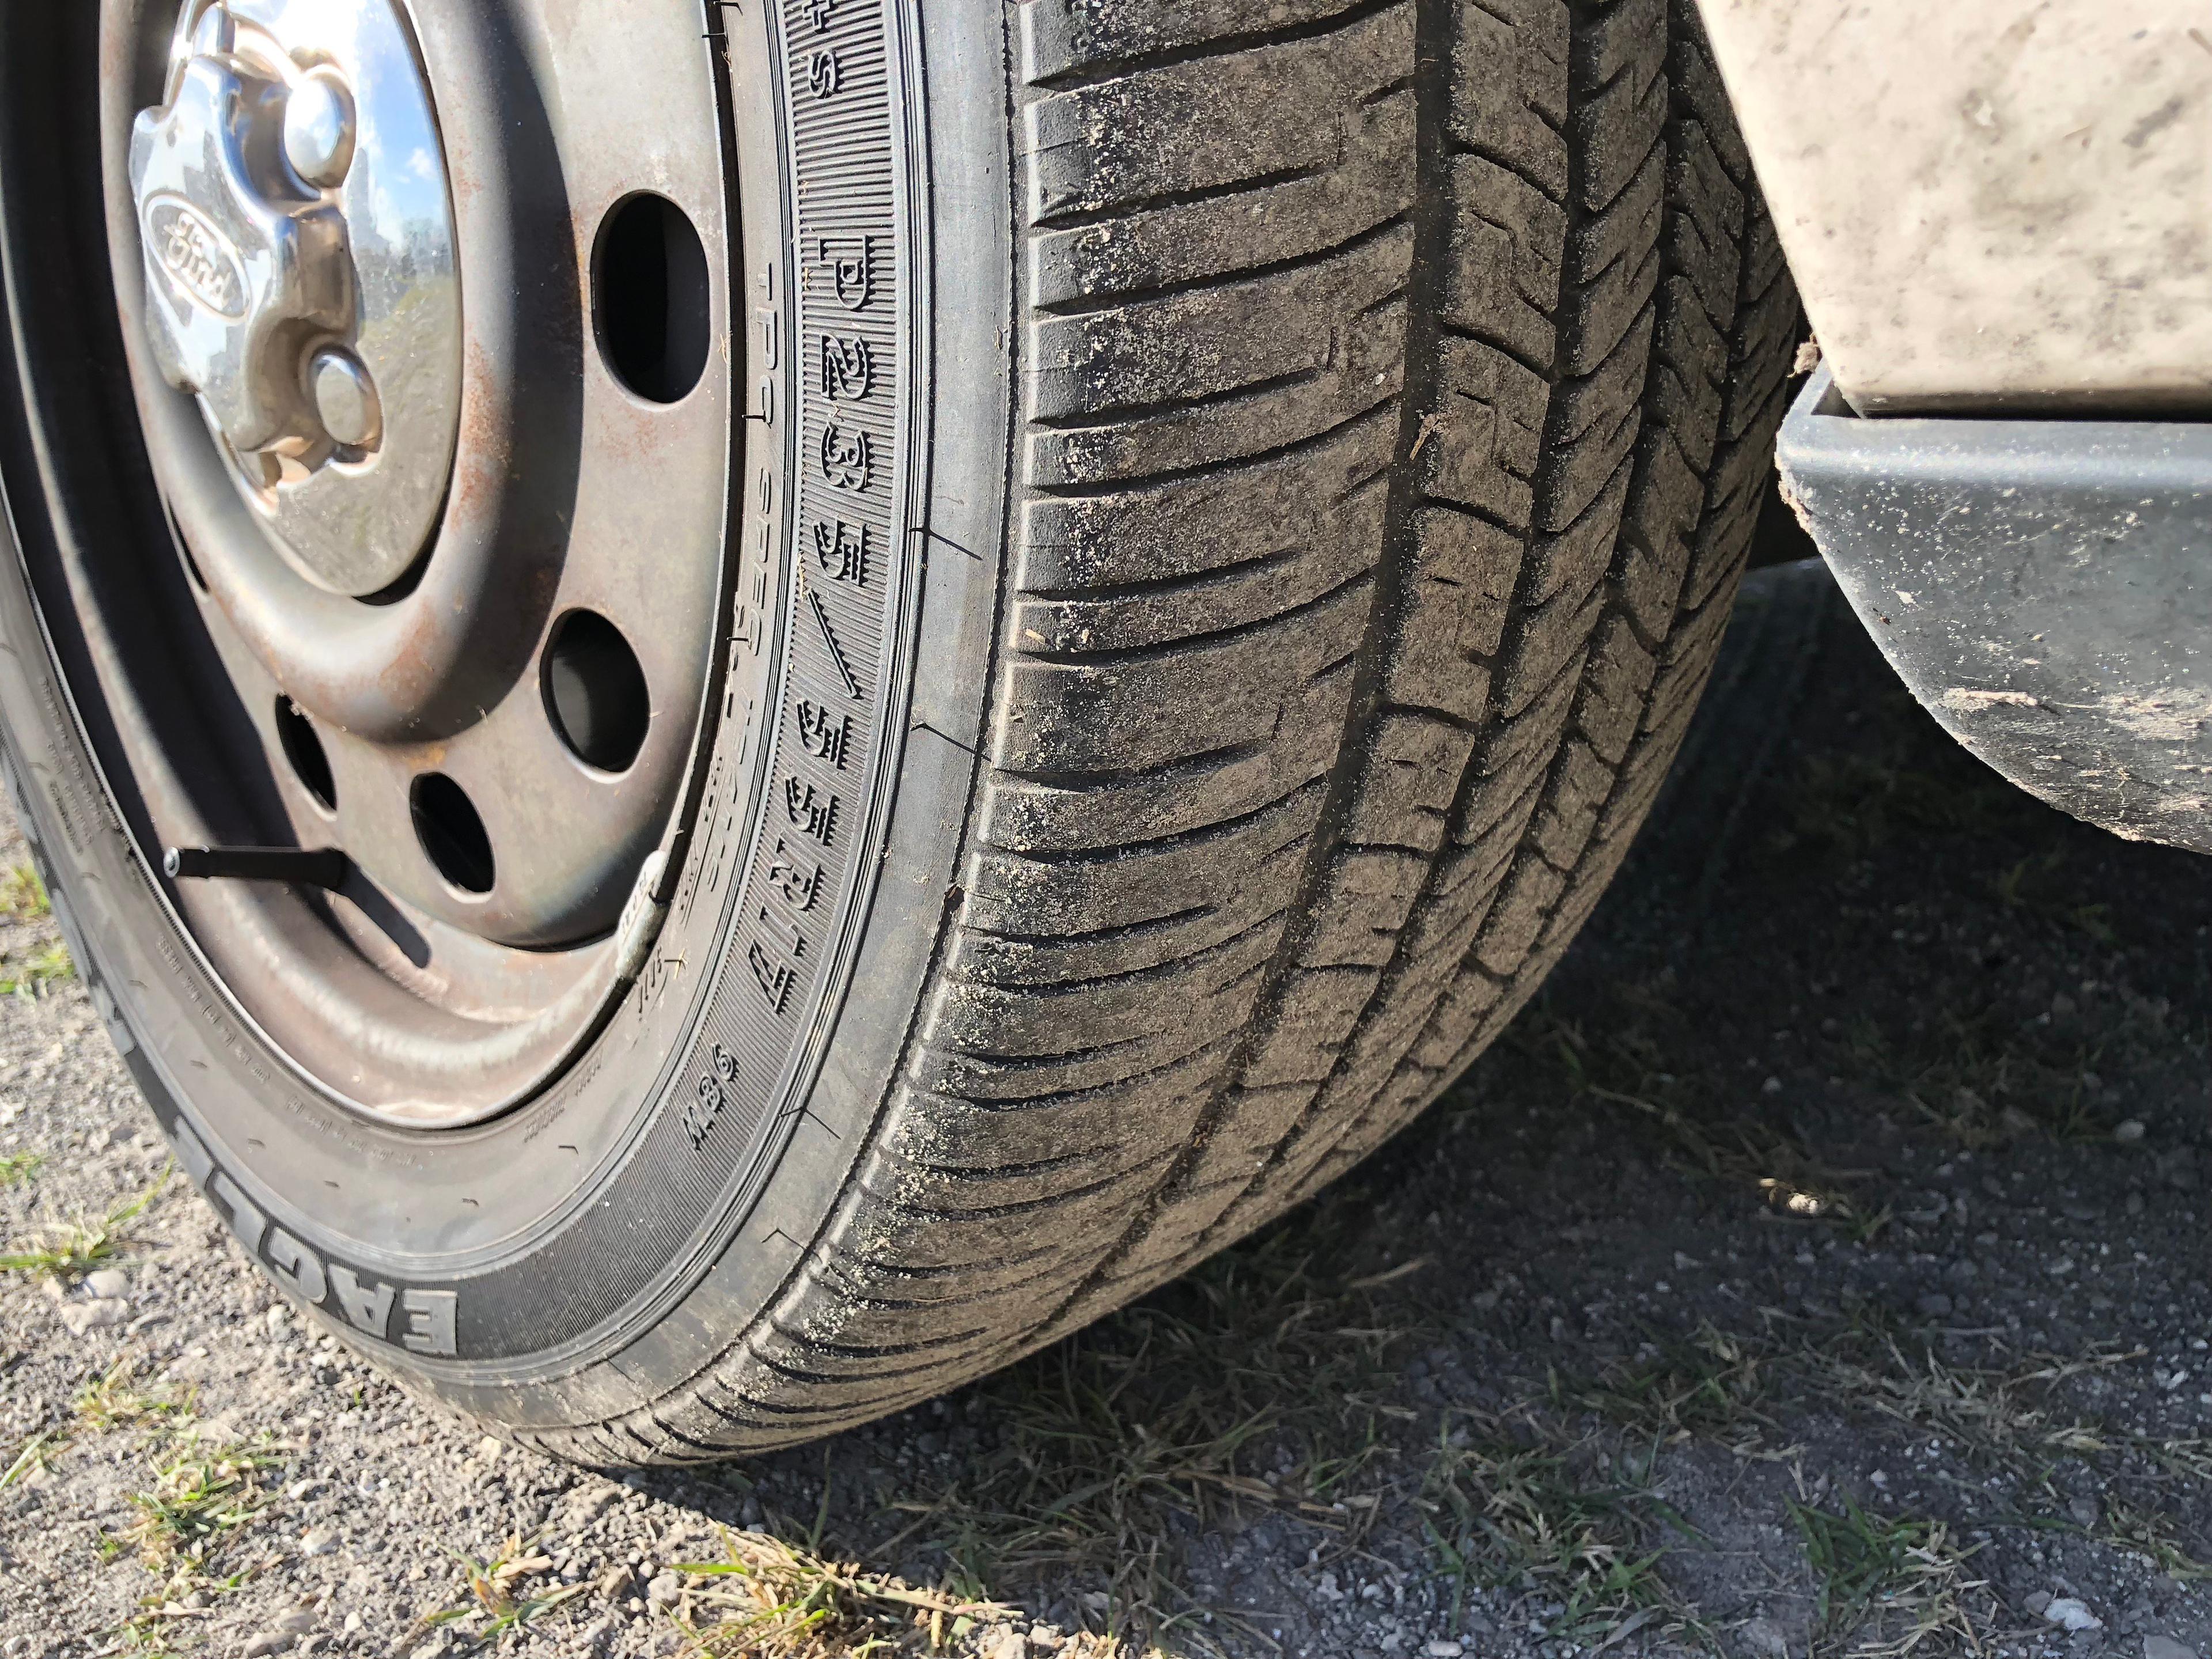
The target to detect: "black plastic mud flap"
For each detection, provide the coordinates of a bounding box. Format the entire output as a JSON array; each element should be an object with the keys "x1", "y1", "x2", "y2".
[{"x1": 1777, "y1": 367, "x2": 2212, "y2": 853}]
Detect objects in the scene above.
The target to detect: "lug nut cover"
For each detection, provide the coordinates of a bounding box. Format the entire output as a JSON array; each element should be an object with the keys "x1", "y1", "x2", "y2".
[
  {"x1": 309, "y1": 347, "x2": 380, "y2": 450},
  {"x1": 284, "y1": 72, "x2": 357, "y2": 190}
]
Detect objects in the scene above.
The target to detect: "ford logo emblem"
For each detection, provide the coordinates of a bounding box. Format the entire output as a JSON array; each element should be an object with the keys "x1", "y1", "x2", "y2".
[{"x1": 145, "y1": 194, "x2": 247, "y2": 319}]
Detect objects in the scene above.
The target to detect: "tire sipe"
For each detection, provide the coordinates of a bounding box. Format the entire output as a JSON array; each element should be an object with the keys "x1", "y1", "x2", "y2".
[{"x1": 0, "y1": 0, "x2": 1797, "y2": 1461}]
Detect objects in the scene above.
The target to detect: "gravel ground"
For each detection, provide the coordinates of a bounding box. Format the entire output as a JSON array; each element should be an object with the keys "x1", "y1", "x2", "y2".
[{"x1": 3, "y1": 559, "x2": 2211, "y2": 1659}]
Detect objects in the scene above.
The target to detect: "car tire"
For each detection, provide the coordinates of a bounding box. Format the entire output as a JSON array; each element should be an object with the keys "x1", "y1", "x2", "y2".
[{"x1": 0, "y1": 0, "x2": 1796, "y2": 1461}]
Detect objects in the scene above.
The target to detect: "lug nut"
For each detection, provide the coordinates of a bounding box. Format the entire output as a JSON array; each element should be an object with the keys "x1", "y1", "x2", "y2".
[
  {"x1": 283, "y1": 71, "x2": 357, "y2": 190},
  {"x1": 309, "y1": 347, "x2": 381, "y2": 449}
]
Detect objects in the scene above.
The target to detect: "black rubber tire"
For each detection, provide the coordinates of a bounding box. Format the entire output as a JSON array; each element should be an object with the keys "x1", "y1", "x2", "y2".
[{"x1": 0, "y1": 0, "x2": 1796, "y2": 1461}]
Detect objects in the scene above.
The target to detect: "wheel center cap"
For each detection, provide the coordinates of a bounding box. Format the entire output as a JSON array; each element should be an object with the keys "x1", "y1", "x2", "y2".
[{"x1": 128, "y1": 0, "x2": 460, "y2": 598}]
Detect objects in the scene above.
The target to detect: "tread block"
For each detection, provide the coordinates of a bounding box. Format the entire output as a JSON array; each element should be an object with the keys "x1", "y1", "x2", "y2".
[
  {"x1": 1011, "y1": 479, "x2": 1384, "y2": 655},
  {"x1": 1448, "y1": 0, "x2": 1569, "y2": 204},
  {"x1": 1022, "y1": 0, "x2": 1387, "y2": 84},
  {"x1": 1381, "y1": 506, "x2": 1517, "y2": 723},
  {"x1": 1031, "y1": 227, "x2": 1415, "y2": 424},
  {"x1": 1024, "y1": 8, "x2": 1416, "y2": 223},
  {"x1": 1441, "y1": 151, "x2": 1565, "y2": 368},
  {"x1": 1471, "y1": 853, "x2": 1566, "y2": 975},
  {"x1": 1567, "y1": 0, "x2": 1668, "y2": 214},
  {"x1": 1033, "y1": 95, "x2": 1418, "y2": 312},
  {"x1": 1299, "y1": 845, "x2": 1432, "y2": 968},
  {"x1": 964, "y1": 791, "x2": 1310, "y2": 944},
  {"x1": 1020, "y1": 405, "x2": 1393, "y2": 593},
  {"x1": 1536, "y1": 308, "x2": 1654, "y2": 532},
  {"x1": 1028, "y1": 298, "x2": 1406, "y2": 487},
  {"x1": 993, "y1": 580, "x2": 1369, "y2": 774},
  {"x1": 1343, "y1": 712, "x2": 1477, "y2": 852},
  {"x1": 1426, "y1": 334, "x2": 1546, "y2": 526},
  {"x1": 1556, "y1": 145, "x2": 1663, "y2": 378}
]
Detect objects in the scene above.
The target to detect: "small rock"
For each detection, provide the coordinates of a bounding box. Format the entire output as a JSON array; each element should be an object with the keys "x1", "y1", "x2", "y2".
[
  {"x1": 597, "y1": 1563, "x2": 635, "y2": 1599},
  {"x1": 1743, "y1": 1617, "x2": 1791, "y2": 1658},
  {"x1": 2144, "y1": 1638, "x2": 2200, "y2": 1659},
  {"x1": 2115, "y1": 1119, "x2": 2147, "y2": 1144},
  {"x1": 299, "y1": 1526, "x2": 338, "y2": 1556},
  {"x1": 241, "y1": 1635, "x2": 297, "y2": 1658},
  {"x1": 2028, "y1": 1593, "x2": 2055, "y2": 1616},
  {"x1": 476, "y1": 1434, "x2": 505, "y2": 1463},
  {"x1": 341, "y1": 1613, "x2": 362, "y2": 1635},
  {"x1": 2048, "y1": 1257, "x2": 2076, "y2": 1277},
  {"x1": 2068, "y1": 1495, "x2": 2100, "y2": 1528},
  {"x1": 58, "y1": 1297, "x2": 129, "y2": 1335},
  {"x1": 1915, "y1": 1293, "x2": 1953, "y2": 1319},
  {"x1": 647, "y1": 1571, "x2": 683, "y2": 1607},
  {"x1": 1425, "y1": 1643, "x2": 1466, "y2": 1658},
  {"x1": 2045, "y1": 1599, "x2": 2103, "y2": 1633},
  {"x1": 980, "y1": 1630, "x2": 1026, "y2": 1659},
  {"x1": 272, "y1": 1609, "x2": 316, "y2": 1635},
  {"x1": 83, "y1": 1267, "x2": 128, "y2": 1300}
]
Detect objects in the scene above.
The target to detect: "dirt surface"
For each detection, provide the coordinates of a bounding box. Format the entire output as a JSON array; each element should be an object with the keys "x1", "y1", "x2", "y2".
[{"x1": 4, "y1": 560, "x2": 2211, "y2": 1659}]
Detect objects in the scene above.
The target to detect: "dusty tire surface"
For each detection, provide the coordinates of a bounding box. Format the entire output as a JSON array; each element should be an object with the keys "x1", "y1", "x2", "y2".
[{"x1": 0, "y1": 0, "x2": 1796, "y2": 1462}]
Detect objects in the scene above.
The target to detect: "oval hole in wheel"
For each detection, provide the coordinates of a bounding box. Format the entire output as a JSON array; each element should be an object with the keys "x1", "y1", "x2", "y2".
[
  {"x1": 411, "y1": 774, "x2": 494, "y2": 895},
  {"x1": 593, "y1": 192, "x2": 710, "y2": 404},
  {"x1": 274, "y1": 698, "x2": 336, "y2": 813},
  {"x1": 542, "y1": 609, "x2": 650, "y2": 774}
]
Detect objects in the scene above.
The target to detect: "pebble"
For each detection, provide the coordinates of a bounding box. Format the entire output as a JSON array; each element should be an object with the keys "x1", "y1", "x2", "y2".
[
  {"x1": 646, "y1": 1570, "x2": 683, "y2": 1607},
  {"x1": 58, "y1": 1297, "x2": 128, "y2": 1335},
  {"x1": 299, "y1": 1526, "x2": 338, "y2": 1556},
  {"x1": 83, "y1": 1267, "x2": 128, "y2": 1299},
  {"x1": 272, "y1": 1609, "x2": 315, "y2": 1635},
  {"x1": 2144, "y1": 1639, "x2": 2200, "y2": 1659},
  {"x1": 1425, "y1": 1642, "x2": 1466, "y2": 1658},
  {"x1": 1743, "y1": 1618, "x2": 1790, "y2": 1657},
  {"x1": 2044, "y1": 1599, "x2": 2103, "y2": 1632},
  {"x1": 241, "y1": 1635, "x2": 296, "y2": 1658},
  {"x1": 2115, "y1": 1119, "x2": 2147, "y2": 1143}
]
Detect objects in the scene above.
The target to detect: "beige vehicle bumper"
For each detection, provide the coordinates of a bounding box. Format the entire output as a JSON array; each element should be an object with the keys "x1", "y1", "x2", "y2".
[{"x1": 1696, "y1": 0, "x2": 2212, "y2": 415}]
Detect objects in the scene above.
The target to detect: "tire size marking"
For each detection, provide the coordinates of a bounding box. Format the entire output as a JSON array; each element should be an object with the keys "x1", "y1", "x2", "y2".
[{"x1": 683, "y1": 0, "x2": 908, "y2": 1179}]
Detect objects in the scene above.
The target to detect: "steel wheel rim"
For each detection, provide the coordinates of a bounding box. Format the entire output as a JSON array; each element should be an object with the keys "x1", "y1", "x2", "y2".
[{"x1": 30, "y1": 0, "x2": 743, "y2": 1126}]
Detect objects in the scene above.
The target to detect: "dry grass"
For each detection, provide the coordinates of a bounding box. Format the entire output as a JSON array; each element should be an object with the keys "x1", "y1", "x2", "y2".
[
  {"x1": 672, "y1": 1526, "x2": 1023, "y2": 1657},
  {"x1": 1790, "y1": 1496, "x2": 1996, "y2": 1657},
  {"x1": 0, "y1": 1165, "x2": 167, "y2": 1282},
  {"x1": 1418, "y1": 1411, "x2": 1696, "y2": 1643},
  {"x1": 877, "y1": 1227, "x2": 1414, "y2": 1652},
  {"x1": 0, "y1": 859, "x2": 48, "y2": 919},
  {"x1": 1796, "y1": 1332, "x2": 2127, "y2": 1472},
  {"x1": 421, "y1": 1531, "x2": 590, "y2": 1646},
  {"x1": 100, "y1": 1430, "x2": 286, "y2": 1574}
]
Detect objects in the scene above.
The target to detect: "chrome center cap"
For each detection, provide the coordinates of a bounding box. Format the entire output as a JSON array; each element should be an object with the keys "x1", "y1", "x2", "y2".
[{"x1": 128, "y1": 0, "x2": 460, "y2": 598}]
